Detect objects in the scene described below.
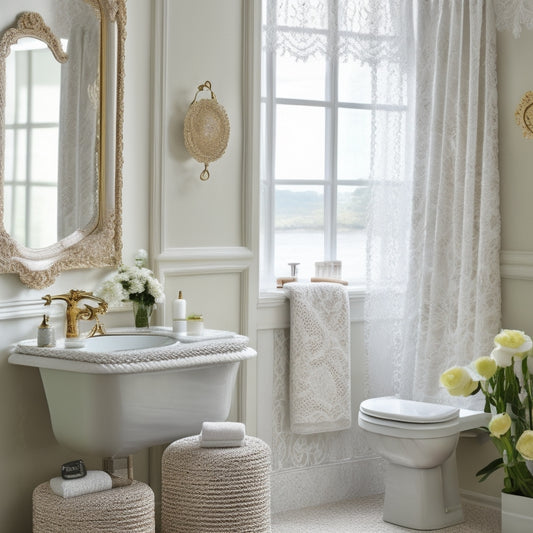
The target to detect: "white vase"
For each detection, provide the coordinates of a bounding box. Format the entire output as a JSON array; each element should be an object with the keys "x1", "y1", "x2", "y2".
[{"x1": 501, "y1": 492, "x2": 533, "y2": 532}]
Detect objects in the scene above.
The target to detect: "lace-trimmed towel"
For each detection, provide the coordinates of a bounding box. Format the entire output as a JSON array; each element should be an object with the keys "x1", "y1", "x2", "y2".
[{"x1": 285, "y1": 282, "x2": 351, "y2": 434}]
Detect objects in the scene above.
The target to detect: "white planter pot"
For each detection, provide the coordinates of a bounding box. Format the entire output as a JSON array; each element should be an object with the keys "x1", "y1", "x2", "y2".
[{"x1": 502, "y1": 492, "x2": 533, "y2": 532}]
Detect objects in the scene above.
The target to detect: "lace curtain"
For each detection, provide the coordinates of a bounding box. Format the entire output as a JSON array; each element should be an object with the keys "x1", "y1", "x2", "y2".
[
  {"x1": 494, "y1": 0, "x2": 533, "y2": 36},
  {"x1": 368, "y1": 0, "x2": 502, "y2": 407},
  {"x1": 399, "y1": 0, "x2": 501, "y2": 406},
  {"x1": 55, "y1": 0, "x2": 100, "y2": 238},
  {"x1": 267, "y1": 0, "x2": 508, "y2": 407},
  {"x1": 265, "y1": 0, "x2": 407, "y2": 63}
]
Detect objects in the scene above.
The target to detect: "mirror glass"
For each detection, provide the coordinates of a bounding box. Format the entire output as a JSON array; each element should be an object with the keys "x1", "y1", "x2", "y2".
[
  {"x1": 0, "y1": 1, "x2": 124, "y2": 288},
  {"x1": 4, "y1": 35, "x2": 98, "y2": 249}
]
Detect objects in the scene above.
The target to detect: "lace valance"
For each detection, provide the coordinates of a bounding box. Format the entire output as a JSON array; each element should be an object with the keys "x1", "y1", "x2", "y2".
[
  {"x1": 265, "y1": 0, "x2": 533, "y2": 64},
  {"x1": 493, "y1": 0, "x2": 533, "y2": 37},
  {"x1": 264, "y1": 0, "x2": 406, "y2": 63}
]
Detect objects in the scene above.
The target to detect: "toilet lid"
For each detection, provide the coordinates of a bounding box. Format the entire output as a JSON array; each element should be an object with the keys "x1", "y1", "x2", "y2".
[{"x1": 360, "y1": 397, "x2": 460, "y2": 423}]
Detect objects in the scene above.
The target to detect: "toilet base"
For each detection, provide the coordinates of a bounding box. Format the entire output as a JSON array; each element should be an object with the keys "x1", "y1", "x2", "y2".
[{"x1": 382, "y1": 452, "x2": 464, "y2": 530}]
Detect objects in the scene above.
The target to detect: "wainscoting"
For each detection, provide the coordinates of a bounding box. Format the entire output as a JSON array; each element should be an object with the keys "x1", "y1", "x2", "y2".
[{"x1": 256, "y1": 292, "x2": 385, "y2": 513}]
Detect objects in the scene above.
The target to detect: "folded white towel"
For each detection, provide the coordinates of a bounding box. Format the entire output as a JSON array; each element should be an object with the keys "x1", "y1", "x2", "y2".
[
  {"x1": 199, "y1": 439, "x2": 245, "y2": 448},
  {"x1": 199, "y1": 421, "x2": 246, "y2": 447},
  {"x1": 49, "y1": 470, "x2": 112, "y2": 498}
]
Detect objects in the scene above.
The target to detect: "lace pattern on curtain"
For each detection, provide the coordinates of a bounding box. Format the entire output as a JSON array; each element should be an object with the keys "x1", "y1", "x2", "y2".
[
  {"x1": 396, "y1": 0, "x2": 501, "y2": 407},
  {"x1": 493, "y1": 0, "x2": 533, "y2": 37},
  {"x1": 265, "y1": 0, "x2": 406, "y2": 64}
]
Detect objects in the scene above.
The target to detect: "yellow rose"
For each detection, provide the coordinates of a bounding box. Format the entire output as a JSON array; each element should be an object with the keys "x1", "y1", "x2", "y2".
[
  {"x1": 447, "y1": 379, "x2": 478, "y2": 396},
  {"x1": 493, "y1": 330, "x2": 533, "y2": 361},
  {"x1": 488, "y1": 413, "x2": 511, "y2": 438},
  {"x1": 474, "y1": 357, "x2": 497, "y2": 379},
  {"x1": 462, "y1": 380, "x2": 479, "y2": 396},
  {"x1": 495, "y1": 330, "x2": 528, "y2": 349},
  {"x1": 514, "y1": 347, "x2": 533, "y2": 360},
  {"x1": 440, "y1": 366, "x2": 470, "y2": 391},
  {"x1": 440, "y1": 366, "x2": 478, "y2": 396},
  {"x1": 517, "y1": 430, "x2": 533, "y2": 460}
]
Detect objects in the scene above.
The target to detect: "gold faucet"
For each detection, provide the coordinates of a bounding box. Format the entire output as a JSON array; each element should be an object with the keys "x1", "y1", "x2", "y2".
[{"x1": 42, "y1": 290, "x2": 108, "y2": 339}]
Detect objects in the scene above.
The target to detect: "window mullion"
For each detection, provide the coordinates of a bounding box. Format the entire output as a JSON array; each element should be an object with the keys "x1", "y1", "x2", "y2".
[
  {"x1": 262, "y1": 46, "x2": 276, "y2": 286},
  {"x1": 324, "y1": 14, "x2": 338, "y2": 262}
]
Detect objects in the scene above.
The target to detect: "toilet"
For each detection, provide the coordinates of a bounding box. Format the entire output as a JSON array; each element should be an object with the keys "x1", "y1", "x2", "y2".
[{"x1": 358, "y1": 396, "x2": 490, "y2": 530}]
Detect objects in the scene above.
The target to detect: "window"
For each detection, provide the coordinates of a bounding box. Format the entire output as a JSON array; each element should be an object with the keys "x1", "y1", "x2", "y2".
[{"x1": 260, "y1": 0, "x2": 406, "y2": 288}]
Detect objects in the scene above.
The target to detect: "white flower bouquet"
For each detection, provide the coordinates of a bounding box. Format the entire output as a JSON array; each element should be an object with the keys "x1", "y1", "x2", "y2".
[
  {"x1": 98, "y1": 251, "x2": 164, "y2": 328},
  {"x1": 99, "y1": 264, "x2": 164, "y2": 307},
  {"x1": 441, "y1": 329, "x2": 533, "y2": 497}
]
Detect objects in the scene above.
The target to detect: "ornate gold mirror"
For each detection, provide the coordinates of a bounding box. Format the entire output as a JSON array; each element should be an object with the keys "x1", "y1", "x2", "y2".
[{"x1": 0, "y1": 0, "x2": 125, "y2": 288}]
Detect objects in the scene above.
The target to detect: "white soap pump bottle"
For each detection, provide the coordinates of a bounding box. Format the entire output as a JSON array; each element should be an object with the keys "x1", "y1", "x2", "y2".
[{"x1": 172, "y1": 291, "x2": 187, "y2": 333}]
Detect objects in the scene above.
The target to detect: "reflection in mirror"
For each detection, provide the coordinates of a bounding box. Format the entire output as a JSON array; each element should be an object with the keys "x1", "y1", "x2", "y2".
[
  {"x1": 4, "y1": 37, "x2": 64, "y2": 248},
  {"x1": 4, "y1": 6, "x2": 100, "y2": 249},
  {"x1": 0, "y1": 2, "x2": 125, "y2": 289}
]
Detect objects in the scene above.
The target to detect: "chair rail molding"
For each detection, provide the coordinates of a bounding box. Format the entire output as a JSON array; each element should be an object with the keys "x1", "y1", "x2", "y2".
[{"x1": 501, "y1": 250, "x2": 533, "y2": 280}]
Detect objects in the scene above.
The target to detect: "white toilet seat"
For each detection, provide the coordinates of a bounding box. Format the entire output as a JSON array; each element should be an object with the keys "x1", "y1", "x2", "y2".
[
  {"x1": 358, "y1": 397, "x2": 490, "y2": 439},
  {"x1": 360, "y1": 396, "x2": 459, "y2": 423}
]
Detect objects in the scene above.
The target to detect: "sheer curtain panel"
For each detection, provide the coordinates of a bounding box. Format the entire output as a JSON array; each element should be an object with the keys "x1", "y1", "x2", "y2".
[{"x1": 366, "y1": 0, "x2": 502, "y2": 406}]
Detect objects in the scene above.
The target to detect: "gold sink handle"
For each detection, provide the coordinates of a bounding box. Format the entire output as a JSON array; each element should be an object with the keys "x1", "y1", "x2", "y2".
[{"x1": 42, "y1": 289, "x2": 108, "y2": 339}]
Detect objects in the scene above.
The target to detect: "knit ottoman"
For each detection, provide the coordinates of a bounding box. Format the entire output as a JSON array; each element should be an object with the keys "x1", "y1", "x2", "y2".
[
  {"x1": 162, "y1": 436, "x2": 271, "y2": 532},
  {"x1": 32, "y1": 480, "x2": 155, "y2": 532}
]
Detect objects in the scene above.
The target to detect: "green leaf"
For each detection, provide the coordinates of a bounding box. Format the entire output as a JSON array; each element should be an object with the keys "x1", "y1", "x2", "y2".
[{"x1": 476, "y1": 457, "x2": 504, "y2": 481}]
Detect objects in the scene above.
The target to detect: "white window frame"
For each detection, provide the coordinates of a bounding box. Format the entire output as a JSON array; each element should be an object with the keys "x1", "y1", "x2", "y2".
[
  {"x1": 261, "y1": 10, "x2": 402, "y2": 288},
  {"x1": 260, "y1": 0, "x2": 409, "y2": 289}
]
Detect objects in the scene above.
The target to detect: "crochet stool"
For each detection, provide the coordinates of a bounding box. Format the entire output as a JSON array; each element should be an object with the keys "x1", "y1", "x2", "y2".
[
  {"x1": 32, "y1": 480, "x2": 155, "y2": 532},
  {"x1": 161, "y1": 435, "x2": 271, "y2": 532}
]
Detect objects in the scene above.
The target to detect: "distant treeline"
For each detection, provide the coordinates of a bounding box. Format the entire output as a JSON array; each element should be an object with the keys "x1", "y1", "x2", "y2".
[{"x1": 275, "y1": 187, "x2": 369, "y2": 230}]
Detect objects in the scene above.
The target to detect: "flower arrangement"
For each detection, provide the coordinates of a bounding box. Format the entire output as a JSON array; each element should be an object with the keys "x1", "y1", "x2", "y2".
[
  {"x1": 441, "y1": 329, "x2": 533, "y2": 497},
  {"x1": 98, "y1": 250, "x2": 164, "y2": 327}
]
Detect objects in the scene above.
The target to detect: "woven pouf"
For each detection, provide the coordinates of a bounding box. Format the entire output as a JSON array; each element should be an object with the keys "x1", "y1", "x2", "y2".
[
  {"x1": 162, "y1": 435, "x2": 271, "y2": 533},
  {"x1": 33, "y1": 480, "x2": 155, "y2": 532}
]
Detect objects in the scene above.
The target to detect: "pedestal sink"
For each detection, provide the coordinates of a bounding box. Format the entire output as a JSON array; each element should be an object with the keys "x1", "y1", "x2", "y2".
[{"x1": 9, "y1": 329, "x2": 256, "y2": 457}]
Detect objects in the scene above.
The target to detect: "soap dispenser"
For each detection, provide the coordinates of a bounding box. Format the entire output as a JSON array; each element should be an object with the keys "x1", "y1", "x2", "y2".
[
  {"x1": 172, "y1": 291, "x2": 187, "y2": 333},
  {"x1": 37, "y1": 314, "x2": 56, "y2": 347}
]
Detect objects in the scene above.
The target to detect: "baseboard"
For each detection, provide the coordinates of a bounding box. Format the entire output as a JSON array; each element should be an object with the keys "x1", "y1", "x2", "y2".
[
  {"x1": 461, "y1": 489, "x2": 501, "y2": 510},
  {"x1": 271, "y1": 456, "x2": 385, "y2": 514}
]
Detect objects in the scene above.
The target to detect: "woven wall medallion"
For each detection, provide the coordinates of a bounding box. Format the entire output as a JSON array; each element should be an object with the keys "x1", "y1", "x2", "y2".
[
  {"x1": 515, "y1": 91, "x2": 533, "y2": 139},
  {"x1": 184, "y1": 81, "x2": 230, "y2": 180}
]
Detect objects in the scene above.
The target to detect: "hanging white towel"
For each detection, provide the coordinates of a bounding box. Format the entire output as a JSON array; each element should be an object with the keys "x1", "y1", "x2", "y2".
[{"x1": 285, "y1": 282, "x2": 351, "y2": 434}]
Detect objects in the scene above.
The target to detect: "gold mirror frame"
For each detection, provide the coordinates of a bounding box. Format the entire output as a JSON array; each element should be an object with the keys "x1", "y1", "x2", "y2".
[{"x1": 0, "y1": 0, "x2": 125, "y2": 289}]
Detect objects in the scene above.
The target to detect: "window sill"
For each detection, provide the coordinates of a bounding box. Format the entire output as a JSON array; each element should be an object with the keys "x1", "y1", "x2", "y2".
[
  {"x1": 257, "y1": 285, "x2": 365, "y2": 329},
  {"x1": 259, "y1": 284, "x2": 366, "y2": 303}
]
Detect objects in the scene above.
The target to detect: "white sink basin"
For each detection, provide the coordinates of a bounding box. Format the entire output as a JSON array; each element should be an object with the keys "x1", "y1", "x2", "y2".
[
  {"x1": 82, "y1": 333, "x2": 177, "y2": 352},
  {"x1": 9, "y1": 328, "x2": 256, "y2": 457}
]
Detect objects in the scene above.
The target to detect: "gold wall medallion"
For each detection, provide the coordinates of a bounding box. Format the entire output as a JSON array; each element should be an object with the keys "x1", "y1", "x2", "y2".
[
  {"x1": 515, "y1": 91, "x2": 533, "y2": 138},
  {"x1": 184, "y1": 81, "x2": 230, "y2": 181}
]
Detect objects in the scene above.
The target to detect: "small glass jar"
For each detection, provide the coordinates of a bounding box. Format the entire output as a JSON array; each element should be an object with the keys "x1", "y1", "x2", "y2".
[{"x1": 187, "y1": 315, "x2": 204, "y2": 336}]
